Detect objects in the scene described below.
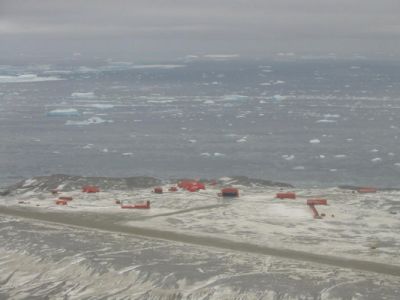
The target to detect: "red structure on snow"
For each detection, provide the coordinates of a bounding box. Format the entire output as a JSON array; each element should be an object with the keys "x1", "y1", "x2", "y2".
[
  {"x1": 357, "y1": 187, "x2": 377, "y2": 193},
  {"x1": 307, "y1": 199, "x2": 328, "y2": 218},
  {"x1": 276, "y1": 192, "x2": 296, "y2": 199},
  {"x1": 82, "y1": 185, "x2": 100, "y2": 193},
  {"x1": 219, "y1": 187, "x2": 239, "y2": 197},
  {"x1": 55, "y1": 199, "x2": 68, "y2": 205},
  {"x1": 178, "y1": 180, "x2": 205, "y2": 192},
  {"x1": 154, "y1": 187, "x2": 163, "y2": 194},
  {"x1": 168, "y1": 186, "x2": 178, "y2": 192}
]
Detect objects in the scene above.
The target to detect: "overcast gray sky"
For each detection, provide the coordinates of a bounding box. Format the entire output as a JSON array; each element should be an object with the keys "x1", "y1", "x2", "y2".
[{"x1": 1, "y1": 0, "x2": 400, "y2": 62}]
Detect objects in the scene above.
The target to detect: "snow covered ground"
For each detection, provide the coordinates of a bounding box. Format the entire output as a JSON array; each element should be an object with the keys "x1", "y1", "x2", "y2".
[
  {"x1": 1, "y1": 177, "x2": 399, "y2": 267},
  {"x1": 1, "y1": 176, "x2": 400, "y2": 298},
  {"x1": 1, "y1": 214, "x2": 399, "y2": 299}
]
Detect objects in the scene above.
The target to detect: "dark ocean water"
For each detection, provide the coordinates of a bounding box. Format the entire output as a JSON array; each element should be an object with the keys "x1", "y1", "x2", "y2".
[{"x1": 1, "y1": 58, "x2": 400, "y2": 187}]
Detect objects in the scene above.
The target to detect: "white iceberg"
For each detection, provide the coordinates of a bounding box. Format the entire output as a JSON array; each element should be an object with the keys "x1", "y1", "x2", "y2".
[
  {"x1": 71, "y1": 92, "x2": 95, "y2": 99},
  {"x1": 214, "y1": 152, "x2": 226, "y2": 157},
  {"x1": 309, "y1": 139, "x2": 320, "y2": 144},
  {"x1": 282, "y1": 154, "x2": 295, "y2": 161},
  {"x1": 47, "y1": 108, "x2": 80, "y2": 117},
  {"x1": 316, "y1": 119, "x2": 336, "y2": 123},
  {"x1": 89, "y1": 104, "x2": 114, "y2": 109}
]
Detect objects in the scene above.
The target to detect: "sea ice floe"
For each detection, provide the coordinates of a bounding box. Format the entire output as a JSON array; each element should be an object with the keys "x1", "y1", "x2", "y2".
[
  {"x1": 89, "y1": 104, "x2": 114, "y2": 109},
  {"x1": 273, "y1": 80, "x2": 285, "y2": 85},
  {"x1": 188, "y1": 139, "x2": 197, "y2": 143},
  {"x1": 203, "y1": 54, "x2": 239, "y2": 60},
  {"x1": 282, "y1": 154, "x2": 295, "y2": 161},
  {"x1": 122, "y1": 152, "x2": 133, "y2": 156},
  {"x1": 236, "y1": 137, "x2": 247, "y2": 143},
  {"x1": 213, "y1": 153, "x2": 226, "y2": 157},
  {"x1": 316, "y1": 119, "x2": 336, "y2": 123},
  {"x1": 334, "y1": 154, "x2": 347, "y2": 158},
  {"x1": 200, "y1": 152, "x2": 211, "y2": 157},
  {"x1": 293, "y1": 166, "x2": 305, "y2": 170},
  {"x1": 222, "y1": 95, "x2": 248, "y2": 101},
  {"x1": 371, "y1": 157, "x2": 382, "y2": 162},
  {"x1": 131, "y1": 64, "x2": 185, "y2": 69},
  {"x1": 71, "y1": 92, "x2": 95, "y2": 99},
  {"x1": 309, "y1": 139, "x2": 320, "y2": 144},
  {"x1": 65, "y1": 117, "x2": 113, "y2": 125},
  {"x1": 0, "y1": 74, "x2": 62, "y2": 83},
  {"x1": 47, "y1": 108, "x2": 80, "y2": 117},
  {"x1": 370, "y1": 149, "x2": 379, "y2": 153},
  {"x1": 394, "y1": 163, "x2": 400, "y2": 167},
  {"x1": 272, "y1": 94, "x2": 287, "y2": 101},
  {"x1": 324, "y1": 114, "x2": 340, "y2": 118}
]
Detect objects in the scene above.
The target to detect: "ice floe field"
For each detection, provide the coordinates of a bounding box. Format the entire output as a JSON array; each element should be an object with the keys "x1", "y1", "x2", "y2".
[{"x1": 1, "y1": 58, "x2": 400, "y2": 187}]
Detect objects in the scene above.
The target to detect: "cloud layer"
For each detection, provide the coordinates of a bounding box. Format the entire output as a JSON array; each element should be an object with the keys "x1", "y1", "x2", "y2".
[{"x1": 1, "y1": 0, "x2": 400, "y2": 61}]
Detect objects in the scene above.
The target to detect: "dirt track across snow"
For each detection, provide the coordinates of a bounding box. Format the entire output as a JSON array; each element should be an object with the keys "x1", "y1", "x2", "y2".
[{"x1": 1, "y1": 205, "x2": 400, "y2": 277}]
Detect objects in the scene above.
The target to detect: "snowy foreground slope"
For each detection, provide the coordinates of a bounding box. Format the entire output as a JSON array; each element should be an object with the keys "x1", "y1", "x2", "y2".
[{"x1": 1, "y1": 175, "x2": 400, "y2": 299}]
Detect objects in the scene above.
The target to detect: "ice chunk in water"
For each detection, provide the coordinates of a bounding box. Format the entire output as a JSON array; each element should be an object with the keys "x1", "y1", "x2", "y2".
[
  {"x1": 309, "y1": 139, "x2": 320, "y2": 144},
  {"x1": 223, "y1": 95, "x2": 249, "y2": 101},
  {"x1": 282, "y1": 154, "x2": 295, "y2": 161},
  {"x1": 47, "y1": 108, "x2": 80, "y2": 117},
  {"x1": 71, "y1": 92, "x2": 95, "y2": 99},
  {"x1": 89, "y1": 104, "x2": 114, "y2": 109},
  {"x1": 272, "y1": 94, "x2": 287, "y2": 101},
  {"x1": 65, "y1": 116, "x2": 113, "y2": 125}
]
